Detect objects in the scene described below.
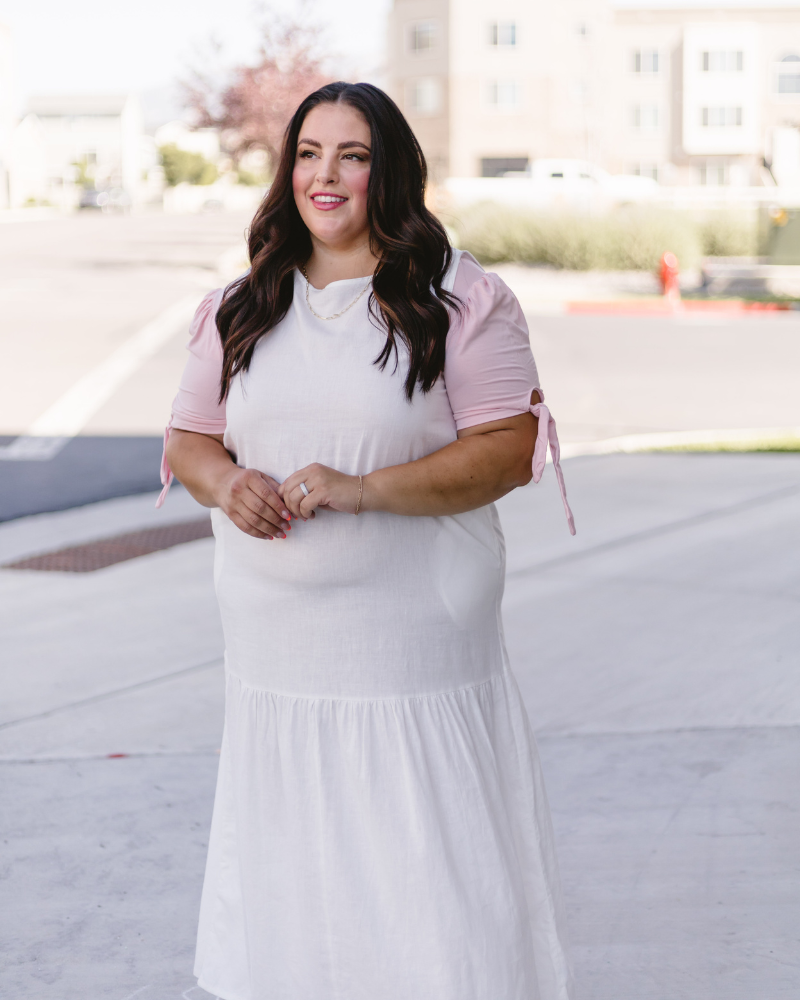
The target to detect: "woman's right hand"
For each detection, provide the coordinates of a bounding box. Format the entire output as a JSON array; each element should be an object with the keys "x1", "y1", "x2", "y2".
[
  {"x1": 165, "y1": 430, "x2": 292, "y2": 540},
  {"x1": 214, "y1": 467, "x2": 293, "y2": 540}
]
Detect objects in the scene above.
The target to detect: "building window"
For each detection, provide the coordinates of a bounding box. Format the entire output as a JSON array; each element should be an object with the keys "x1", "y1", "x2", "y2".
[
  {"x1": 481, "y1": 157, "x2": 529, "y2": 177},
  {"x1": 486, "y1": 79, "x2": 520, "y2": 111},
  {"x1": 407, "y1": 78, "x2": 442, "y2": 115},
  {"x1": 701, "y1": 50, "x2": 744, "y2": 72},
  {"x1": 699, "y1": 162, "x2": 728, "y2": 186},
  {"x1": 409, "y1": 21, "x2": 436, "y2": 53},
  {"x1": 777, "y1": 54, "x2": 800, "y2": 94},
  {"x1": 701, "y1": 106, "x2": 743, "y2": 128},
  {"x1": 632, "y1": 163, "x2": 659, "y2": 181},
  {"x1": 632, "y1": 104, "x2": 660, "y2": 130},
  {"x1": 489, "y1": 21, "x2": 517, "y2": 47},
  {"x1": 633, "y1": 49, "x2": 660, "y2": 74}
]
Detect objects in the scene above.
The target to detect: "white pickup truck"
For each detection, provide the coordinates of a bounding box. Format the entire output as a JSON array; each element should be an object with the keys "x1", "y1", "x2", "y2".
[{"x1": 444, "y1": 159, "x2": 659, "y2": 213}]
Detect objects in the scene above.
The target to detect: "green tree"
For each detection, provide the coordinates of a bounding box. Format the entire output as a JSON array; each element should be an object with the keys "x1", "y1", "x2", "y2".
[
  {"x1": 72, "y1": 156, "x2": 95, "y2": 189},
  {"x1": 158, "y1": 144, "x2": 218, "y2": 186}
]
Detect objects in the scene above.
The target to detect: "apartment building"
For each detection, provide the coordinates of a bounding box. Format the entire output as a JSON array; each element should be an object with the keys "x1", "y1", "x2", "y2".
[
  {"x1": 25, "y1": 94, "x2": 145, "y2": 204},
  {"x1": 388, "y1": 0, "x2": 800, "y2": 185}
]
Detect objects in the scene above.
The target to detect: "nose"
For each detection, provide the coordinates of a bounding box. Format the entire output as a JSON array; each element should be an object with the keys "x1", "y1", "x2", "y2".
[{"x1": 315, "y1": 152, "x2": 339, "y2": 185}]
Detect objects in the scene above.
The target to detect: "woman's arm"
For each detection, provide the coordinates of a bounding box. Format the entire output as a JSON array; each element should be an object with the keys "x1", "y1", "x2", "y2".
[
  {"x1": 279, "y1": 393, "x2": 540, "y2": 520},
  {"x1": 166, "y1": 429, "x2": 293, "y2": 539},
  {"x1": 368, "y1": 410, "x2": 537, "y2": 515}
]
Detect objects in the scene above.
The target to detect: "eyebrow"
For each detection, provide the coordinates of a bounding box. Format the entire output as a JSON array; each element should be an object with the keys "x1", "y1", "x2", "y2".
[{"x1": 297, "y1": 138, "x2": 371, "y2": 152}]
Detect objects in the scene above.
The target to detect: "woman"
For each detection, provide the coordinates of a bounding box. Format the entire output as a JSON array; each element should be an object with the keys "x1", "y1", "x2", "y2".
[{"x1": 160, "y1": 82, "x2": 575, "y2": 1000}]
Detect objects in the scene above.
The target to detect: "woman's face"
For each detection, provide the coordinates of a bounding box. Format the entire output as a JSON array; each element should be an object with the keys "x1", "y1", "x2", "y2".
[{"x1": 292, "y1": 102, "x2": 372, "y2": 250}]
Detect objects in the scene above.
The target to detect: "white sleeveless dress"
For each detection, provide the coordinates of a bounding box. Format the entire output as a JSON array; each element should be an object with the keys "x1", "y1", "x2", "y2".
[{"x1": 192, "y1": 257, "x2": 573, "y2": 1000}]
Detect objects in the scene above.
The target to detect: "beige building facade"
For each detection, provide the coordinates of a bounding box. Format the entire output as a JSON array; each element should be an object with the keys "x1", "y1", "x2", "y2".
[
  {"x1": 389, "y1": 1, "x2": 800, "y2": 185},
  {"x1": 27, "y1": 94, "x2": 145, "y2": 202}
]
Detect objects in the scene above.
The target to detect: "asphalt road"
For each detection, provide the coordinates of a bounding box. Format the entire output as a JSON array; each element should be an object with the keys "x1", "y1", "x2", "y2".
[
  {"x1": 0, "y1": 211, "x2": 250, "y2": 520},
  {"x1": 529, "y1": 310, "x2": 800, "y2": 442},
  {"x1": 1, "y1": 212, "x2": 798, "y2": 521},
  {"x1": 0, "y1": 436, "x2": 164, "y2": 522}
]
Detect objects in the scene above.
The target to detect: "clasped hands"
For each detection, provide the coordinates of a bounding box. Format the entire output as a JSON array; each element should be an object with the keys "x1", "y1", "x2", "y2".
[{"x1": 215, "y1": 463, "x2": 362, "y2": 540}]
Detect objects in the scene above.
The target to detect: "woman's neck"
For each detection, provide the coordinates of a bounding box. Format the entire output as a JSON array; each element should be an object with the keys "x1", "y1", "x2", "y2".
[{"x1": 304, "y1": 237, "x2": 379, "y2": 289}]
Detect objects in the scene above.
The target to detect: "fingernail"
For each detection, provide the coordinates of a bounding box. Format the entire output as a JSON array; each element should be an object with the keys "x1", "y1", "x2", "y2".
[
  {"x1": 282, "y1": 510, "x2": 291, "y2": 519},
  {"x1": 279, "y1": 532, "x2": 286, "y2": 539},
  {"x1": 283, "y1": 522, "x2": 291, "y2": 530}
]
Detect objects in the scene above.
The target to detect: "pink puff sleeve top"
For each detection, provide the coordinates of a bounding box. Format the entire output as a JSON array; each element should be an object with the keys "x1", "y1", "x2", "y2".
[
  {"x1": 158, "y1": 254, "x2": 575, "y2": 534},
  {"x1": 445, "y1": 252, "x2": 575, "y2": 534},
  {"x1": 156, "y1": 288, "x2": 226, "y2": 507}
]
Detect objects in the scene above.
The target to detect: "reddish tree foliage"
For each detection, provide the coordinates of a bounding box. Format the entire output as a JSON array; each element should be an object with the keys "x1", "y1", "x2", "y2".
[{"x1": 184, "y1": 2, "x2": 335, "y2": 170}]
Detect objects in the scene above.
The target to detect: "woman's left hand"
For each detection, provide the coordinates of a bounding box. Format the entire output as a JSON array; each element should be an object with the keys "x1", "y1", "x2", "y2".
[{"x1": 280, "y1": 463, "x2": 361, "y2": 520}]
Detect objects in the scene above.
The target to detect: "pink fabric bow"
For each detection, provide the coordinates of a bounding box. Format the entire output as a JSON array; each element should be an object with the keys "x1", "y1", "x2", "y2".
[
  {"x1": 530, "y1": 394, "x2": 576, "y2": 536},
  {"x1": 155, "y1": 419, "x2": 173, "y2": 509}
]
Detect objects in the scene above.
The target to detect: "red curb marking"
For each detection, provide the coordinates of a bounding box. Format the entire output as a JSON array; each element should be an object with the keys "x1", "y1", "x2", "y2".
[{"x1": 566, "y1": 299, "x2": 794, "y2": 315}]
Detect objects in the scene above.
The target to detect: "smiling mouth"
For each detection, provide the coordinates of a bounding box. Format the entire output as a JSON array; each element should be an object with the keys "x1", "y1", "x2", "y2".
[{"x1": 311, "y1": 194, "x2": 348, "y2": 209}]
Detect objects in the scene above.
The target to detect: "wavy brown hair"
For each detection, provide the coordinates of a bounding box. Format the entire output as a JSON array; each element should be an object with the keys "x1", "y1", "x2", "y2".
[{"x1": 216, "y1": 81, "x2": 458, "y2": 402}]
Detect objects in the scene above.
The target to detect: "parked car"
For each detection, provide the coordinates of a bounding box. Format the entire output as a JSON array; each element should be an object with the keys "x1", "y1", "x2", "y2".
[
  {"x1": 78, "y1": 188, "x2": 102, "y2": 210},
  {"x1": 78, "y1": 187, "x2": 132, "y2": 213},
  {"x1": 99, "y1": 188, "x2": 132, "y2": 213}
]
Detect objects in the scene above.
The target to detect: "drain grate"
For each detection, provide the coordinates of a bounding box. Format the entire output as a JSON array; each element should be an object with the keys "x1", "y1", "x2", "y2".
[{"x1": 3, "y1": 518, "x2": 214, "y2": 573}]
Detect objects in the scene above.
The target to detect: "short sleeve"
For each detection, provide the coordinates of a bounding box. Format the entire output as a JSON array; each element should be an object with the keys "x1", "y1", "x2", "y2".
[
  {"x1": 444, "y1": 254, "x2": 576, "y2": 535},
  {"x1": 445, "y1": 260, "x2": 540, "y2": 431},
  {"x1": 156, "y1": 288, "x2": 226, "y2": 507},
  {"x1": 171, "y1": 287, "x2": 227, "y2": 434}
]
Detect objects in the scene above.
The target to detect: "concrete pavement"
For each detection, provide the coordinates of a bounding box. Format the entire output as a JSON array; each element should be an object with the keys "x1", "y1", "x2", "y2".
[
  {"x1": 1, "y1": 452, "x2": 798, "y2": 998},
  {"x1": 1, "y1": 213, "x2": 798, "y2": 996}
]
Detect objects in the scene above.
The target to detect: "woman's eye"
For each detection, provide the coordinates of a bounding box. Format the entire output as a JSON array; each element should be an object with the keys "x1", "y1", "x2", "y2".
[
  {"x1": 299, "y1": 150, "x2": 316, "y2": 158},
  {"x1": 343, "y1": 153, "x2": 364, "y2": 161}
]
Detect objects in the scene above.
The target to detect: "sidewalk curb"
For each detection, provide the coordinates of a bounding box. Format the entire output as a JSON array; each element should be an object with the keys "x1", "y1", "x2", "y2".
[{"x1": 560, "y1": 426, "x2": 800, "y2": 459}]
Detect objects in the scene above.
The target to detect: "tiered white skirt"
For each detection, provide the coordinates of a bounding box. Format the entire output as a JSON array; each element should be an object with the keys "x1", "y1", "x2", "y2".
[{"x1": 195, "y1": 669, "x2": 573, "y2": 1000}]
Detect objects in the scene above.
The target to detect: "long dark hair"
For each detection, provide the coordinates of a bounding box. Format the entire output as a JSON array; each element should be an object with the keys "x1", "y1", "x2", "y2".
[{"x1": 216, "y1": 81, "x2": 458, "y2": 401}]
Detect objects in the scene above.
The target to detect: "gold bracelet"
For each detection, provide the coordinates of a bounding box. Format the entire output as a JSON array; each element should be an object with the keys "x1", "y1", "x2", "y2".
[{"x1": 355, "y1": 475, "x2": 363, "y2": 516}]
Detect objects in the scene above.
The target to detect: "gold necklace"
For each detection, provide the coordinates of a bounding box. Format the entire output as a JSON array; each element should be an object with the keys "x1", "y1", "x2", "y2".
[{"x1": 300, "y1": 264, "x2": 371, "y2": 321}]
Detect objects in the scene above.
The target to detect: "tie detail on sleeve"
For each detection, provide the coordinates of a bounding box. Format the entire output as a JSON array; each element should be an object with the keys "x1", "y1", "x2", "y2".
[
  {"x1": 155, "y1": 419, "x2": 174, "y2": 509},
  {"x1": 530, "y1": 392, "x2": 576, "y2": 536}
]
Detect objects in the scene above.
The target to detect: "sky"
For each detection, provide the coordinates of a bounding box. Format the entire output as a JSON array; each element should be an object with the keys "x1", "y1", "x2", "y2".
[{"x1": 0, "y1": 0, "x2": 392, "y2": 121}]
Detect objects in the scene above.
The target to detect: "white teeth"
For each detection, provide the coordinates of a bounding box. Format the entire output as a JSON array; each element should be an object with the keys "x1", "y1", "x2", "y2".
[{"x1": 313, "y1": 196, "x2": 346, "y2": 203}]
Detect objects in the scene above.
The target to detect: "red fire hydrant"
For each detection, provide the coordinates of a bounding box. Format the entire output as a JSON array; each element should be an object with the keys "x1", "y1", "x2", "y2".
[{"x1": 659, "y1": 252, "x2": 681, "y2": 304}]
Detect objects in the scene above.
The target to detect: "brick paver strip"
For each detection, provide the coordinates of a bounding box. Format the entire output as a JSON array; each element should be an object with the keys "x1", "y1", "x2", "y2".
[{"x1": 3, "y1": 518, "x2": 214, "y2": 572}]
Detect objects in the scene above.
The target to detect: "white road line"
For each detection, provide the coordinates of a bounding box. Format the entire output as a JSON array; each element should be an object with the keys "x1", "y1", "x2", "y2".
[
  {"x1": 0, "y1": 436, "x2": 69, "y2": 460},
  {"x1": 0, "y1": 294, "x2": 204, "y2": 461}
]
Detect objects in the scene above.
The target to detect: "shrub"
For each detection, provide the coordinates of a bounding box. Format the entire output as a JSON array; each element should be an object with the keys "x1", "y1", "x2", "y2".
[
  {"x1": 453, "y1": 204, "x2": 755, "y2": 271},
  {"x1": 699, "y1": 212, "x2": 759, "y2": 257},
  {"x1": 158, "y1": 144, "x2": 218, "y2": 186},
  {"x1": 236, "y1": 169, "x2": 266, "y2": 186}
]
